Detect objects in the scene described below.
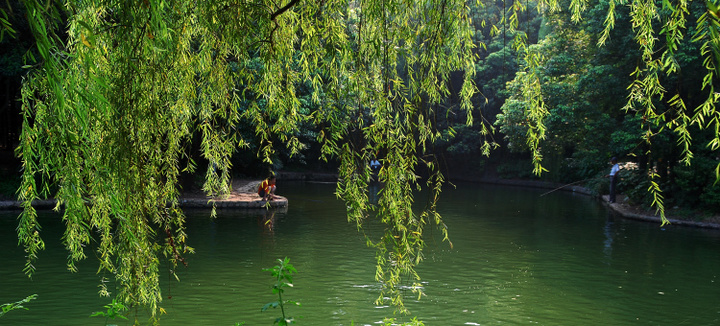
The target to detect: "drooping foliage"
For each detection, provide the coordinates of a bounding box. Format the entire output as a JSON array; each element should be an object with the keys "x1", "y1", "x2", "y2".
[
  {"x1": 17, "y1": 0, "x2": 481, "y2": 318},
  {"x1": 17, "y1": 0, "x2": 720, "y2": 320},
  {"x1": 329, "y1": 0, "x2": 481, "y2": 312}
]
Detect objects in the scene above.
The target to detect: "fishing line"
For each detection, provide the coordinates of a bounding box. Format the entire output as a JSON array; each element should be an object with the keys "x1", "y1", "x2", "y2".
[{"x1": 539, "y1": 177, "x2": 602, "y2": 196}]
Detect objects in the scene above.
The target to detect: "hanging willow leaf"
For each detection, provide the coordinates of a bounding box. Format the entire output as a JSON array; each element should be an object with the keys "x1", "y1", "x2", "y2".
[{"x1": 18, "y1": 0, "x2": 483, "y2": 318}]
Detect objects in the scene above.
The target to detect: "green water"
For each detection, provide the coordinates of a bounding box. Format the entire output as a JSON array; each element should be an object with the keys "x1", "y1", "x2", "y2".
[{"x1": 1, "y1": 182, "x2": 720, "y2": 325}]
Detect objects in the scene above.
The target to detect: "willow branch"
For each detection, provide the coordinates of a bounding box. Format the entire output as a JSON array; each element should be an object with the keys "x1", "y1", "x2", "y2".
[{"x1": 270, "y1": 0, "x2": 300, "y2": 21}]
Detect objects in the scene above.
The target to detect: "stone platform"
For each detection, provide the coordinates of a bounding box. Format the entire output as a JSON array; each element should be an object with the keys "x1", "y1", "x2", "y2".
[
  {"x1": 179, "y1": 194, "x2": 288, "y2": 209},
  {"x1": 0, "y1": 180, "x2": 288, "y2": 210}
]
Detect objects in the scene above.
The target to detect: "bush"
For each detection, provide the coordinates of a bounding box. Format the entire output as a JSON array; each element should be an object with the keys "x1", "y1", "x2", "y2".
[{"x1": 621, "y1": 167, "x2": 653, "y2": 207}]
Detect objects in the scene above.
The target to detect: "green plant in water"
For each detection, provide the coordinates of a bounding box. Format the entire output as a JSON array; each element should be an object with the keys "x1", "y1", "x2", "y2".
[
  {"x1": 0, "y1": 294, "x2": 37, "y2": 317},
  {"x1": 90, "y1": 297, "x2": 128, "y2": 325},
  {"x1": 351, "y1": 317, "x2": 425, "y2": 326},
  {"x1": 262, "y1": 257, "x2": 300, "y2": 325},
  {"x1": 382, "y1": 317, "x2": 425, "y2": 326}
]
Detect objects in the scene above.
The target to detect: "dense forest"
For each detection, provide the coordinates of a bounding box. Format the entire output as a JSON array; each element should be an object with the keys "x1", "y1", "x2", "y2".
[{"x1": 3, "y1": 0, "x2": 720, "y2": 322}]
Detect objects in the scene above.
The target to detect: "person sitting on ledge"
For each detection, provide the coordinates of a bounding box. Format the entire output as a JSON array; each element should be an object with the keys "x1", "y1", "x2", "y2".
[{"x1": 258, "y1": 175, "x2": 278, "y2": 201}]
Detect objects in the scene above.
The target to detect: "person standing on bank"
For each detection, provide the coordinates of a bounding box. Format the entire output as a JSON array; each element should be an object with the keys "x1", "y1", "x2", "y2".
[{"x1": 606, "y1": 157, "x2": 620, "y2": 203}]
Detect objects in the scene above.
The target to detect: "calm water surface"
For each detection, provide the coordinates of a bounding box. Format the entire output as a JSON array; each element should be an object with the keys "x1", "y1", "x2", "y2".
[{"x1": 1, "y1": 182, "x2": 720, "y2": 325}]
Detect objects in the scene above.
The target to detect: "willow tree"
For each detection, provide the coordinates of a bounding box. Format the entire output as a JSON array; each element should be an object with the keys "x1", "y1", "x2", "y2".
[{"x1": 17, "y1": 0, "x2": 481, "y2": 318}]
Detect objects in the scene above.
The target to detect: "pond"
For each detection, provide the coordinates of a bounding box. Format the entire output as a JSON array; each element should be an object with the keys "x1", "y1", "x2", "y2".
[{"x1": 1, "y1": 182, "x2": 720, "y2": 325}]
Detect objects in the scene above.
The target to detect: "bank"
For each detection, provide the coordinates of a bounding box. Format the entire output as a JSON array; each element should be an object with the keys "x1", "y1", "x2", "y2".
[
  {"x1": 468, "y1": 175, "x2": 720, "y2": 229},
  {"x1": 2, "y1": 171, "x2": 718, "y2": 230},
  {"x1": 276, "y1": 170, "x2": 720, "y2": 229}
]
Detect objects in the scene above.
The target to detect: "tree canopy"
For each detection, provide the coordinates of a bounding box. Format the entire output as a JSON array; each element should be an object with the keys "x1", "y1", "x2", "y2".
[{"x1": 496, "y1": 0, "x2": 720, "y2": 220}]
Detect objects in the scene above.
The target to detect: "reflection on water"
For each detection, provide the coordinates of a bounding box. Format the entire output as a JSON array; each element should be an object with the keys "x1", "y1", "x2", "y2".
[
  {"x1": 603, "y1": 214, "x2": 615, "y2": 262},
  {"x1": 259, "y1": 209, "x2": 277, "y2": 235},
  {"x1": 1, "y1": 182, "x2": 720, "y2": 325}
]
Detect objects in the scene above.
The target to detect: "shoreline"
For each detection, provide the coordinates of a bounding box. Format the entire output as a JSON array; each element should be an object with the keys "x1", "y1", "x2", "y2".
[
  {"x1": 470, "y1": 176, "x2": 720, "y2": 229},
  {"x1": 2, "y1": 171, "x2": 718, "y2": 230}
]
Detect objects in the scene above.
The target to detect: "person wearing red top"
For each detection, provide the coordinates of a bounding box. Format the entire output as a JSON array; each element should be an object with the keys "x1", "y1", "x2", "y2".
[{"x1": 258, "y1": 176, "x2": 277, "y2": 201}]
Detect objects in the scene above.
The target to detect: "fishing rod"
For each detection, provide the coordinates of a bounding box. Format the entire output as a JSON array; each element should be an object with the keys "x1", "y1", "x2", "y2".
[{"x1": 539, "y1": 177, "x2": 601, "y2": 197}]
